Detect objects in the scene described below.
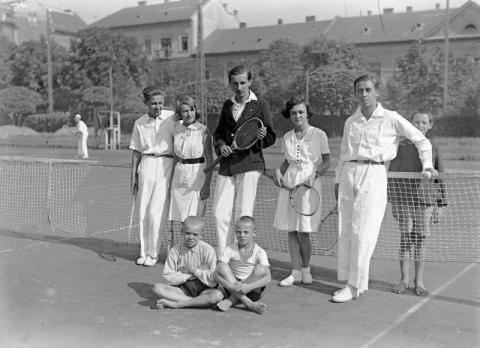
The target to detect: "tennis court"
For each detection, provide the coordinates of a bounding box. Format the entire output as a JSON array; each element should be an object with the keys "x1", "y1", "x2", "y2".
[{"x1": 1, "y1": 145, "x2": 479, "y2": 347}]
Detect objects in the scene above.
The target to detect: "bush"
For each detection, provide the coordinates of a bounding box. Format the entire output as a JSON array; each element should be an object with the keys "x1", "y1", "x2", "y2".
[
  {"x1": 120, "y1": 113, "x2": 141, "y2": 134},
  {"x1": 24, "y1": 112, "x2": 71, "y2": 132},
  {"x1": 433, "y1": 115, "x2": 480, "y2": 137}
]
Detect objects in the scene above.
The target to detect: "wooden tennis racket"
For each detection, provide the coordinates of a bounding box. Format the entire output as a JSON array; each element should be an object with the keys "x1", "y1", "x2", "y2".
[
  {"x1": 317, "y1": 205, "x2": 338, "y2": 252},
  {"x1": 203, "y1": 117, "x2": 264, "y2": 173},
  {"x1": 127, "y1": 194, "x2": 136, "y2": 246},
  {"x1": 263, "y1": 170, "x2": 321, "y2": 216}
]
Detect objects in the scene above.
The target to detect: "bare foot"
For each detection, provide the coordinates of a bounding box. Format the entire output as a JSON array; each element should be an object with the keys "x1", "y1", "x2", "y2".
[
  {"x1": 216, "y1": 298, "x2": 234, "y2": 312},
  {"x1": 156, "y1": 298, "x2": 178, "y2": 309},
  {"x1": 415, "y1": 286, "x2": 429, "y2": 296},
  {"x1": 392, "y1": 281, "x2": 408, "y2": 294},
  {"x1": 247, "y1": 301, "x2": 267, "y2": 315}
]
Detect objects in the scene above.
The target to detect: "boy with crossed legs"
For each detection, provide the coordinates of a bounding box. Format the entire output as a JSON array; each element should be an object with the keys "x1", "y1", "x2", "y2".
[
  {"x1": 153, "y1": 216, "x2": 223, "y2": 309},
  {"x1": 214, "y1": 216, "x2": 271, "y2": 315}
]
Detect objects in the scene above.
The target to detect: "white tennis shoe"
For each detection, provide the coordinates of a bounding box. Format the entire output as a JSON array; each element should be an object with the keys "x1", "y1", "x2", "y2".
[
  {"x1": 136, "y1": 256, "x2": 147, "y2": 265},
  {"x1": 279, "y1": 270, "x2": 302, "y2": 287},
  {"x1": 332, "y1": 285, "x2": 362, "y2": 303},
  {"x1": 143, "y1": 255, "x2": 158, "y2": 267}
]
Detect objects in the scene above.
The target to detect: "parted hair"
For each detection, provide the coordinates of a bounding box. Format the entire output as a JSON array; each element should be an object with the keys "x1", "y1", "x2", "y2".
[
  {"x1": 142, "y1": 86, "x2": 165, "y2": 101},
  {"x1": 281, "y1": 96, "x2": 313, "y2": 119},
  {"x1": 353, "y1": 74, "x2": 380, "y2": 90},
  {"x1": 176, "y1": 96, "x2": 200, "y2": 121},
  {"x1": 228, "y1": 65, "x2": 252, "y2": 83}
]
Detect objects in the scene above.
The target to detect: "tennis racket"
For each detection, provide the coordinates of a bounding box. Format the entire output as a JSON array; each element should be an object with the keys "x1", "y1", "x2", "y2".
[
  {"x1": 203, "y1": 117, "x2": 264, "y2": 173},
  {"x1": 127, "y1": 194, "x2": 136, "y2": 246},
  {"x1": 317, "y1": 205, "x2": 338, "y2": 252},
  {"x1": 263, "y1": 171, "x2": 321, "y2": 216}
]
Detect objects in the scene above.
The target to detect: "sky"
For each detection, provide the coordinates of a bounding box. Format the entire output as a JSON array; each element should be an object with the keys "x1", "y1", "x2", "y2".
[{"x1": 7, "y1": 0, "x2": 475, "y2": 25}]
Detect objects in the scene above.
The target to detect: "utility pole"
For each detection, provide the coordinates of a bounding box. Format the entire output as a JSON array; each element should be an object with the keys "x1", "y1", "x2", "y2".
[
  {"x1": 46, "y1": 8, "x2": 54, "y2": 113},
  {"x1": 196, "y1": 0, "x2": 207, "y2": 125},
  {"x1": 442, "y1": 0, "x2": 450, "y2": 116}
]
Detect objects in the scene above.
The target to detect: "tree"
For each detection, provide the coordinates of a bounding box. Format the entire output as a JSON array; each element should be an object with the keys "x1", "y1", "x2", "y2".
[
  {"x1": 0, "y1": 87, "x2": 43, "y2": 125},
  {"x1": 65, "y1": 27, "x2": 149, "y2": 113},
  {"x1": 6, "y1": 39, "x2": 69, "y2": 99}
]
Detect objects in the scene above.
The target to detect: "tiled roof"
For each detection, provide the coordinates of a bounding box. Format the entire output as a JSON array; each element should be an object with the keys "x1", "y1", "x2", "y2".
[
  {"x1": 325, "y1": 9, "x2": 449, "y2": 44},
  {"x1": 51, "y1": 11, "x2": 86, "y2": 34},
  {"x1": 90, "y1": 0, "x2": 208, "y2": 28},
  {"x1": 203, "y1": 21, "x2": 331, "y2": 54}
]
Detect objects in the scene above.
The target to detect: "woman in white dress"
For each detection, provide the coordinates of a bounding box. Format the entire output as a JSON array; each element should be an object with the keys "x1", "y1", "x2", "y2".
[
  {"x1": 273, "y1": 96, "x2": 331, "y2": 286},
  {"x1": 169, "y1": 97, "x2": 213, "y2": 222}
]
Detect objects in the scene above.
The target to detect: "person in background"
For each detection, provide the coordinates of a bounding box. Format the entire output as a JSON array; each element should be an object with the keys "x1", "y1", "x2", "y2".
[{"x1": 73, "y1": 114, "x2": 89, "y2": 159}]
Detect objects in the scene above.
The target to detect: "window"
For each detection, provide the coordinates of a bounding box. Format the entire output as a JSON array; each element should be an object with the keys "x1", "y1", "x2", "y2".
[
  {"x1": 144, "y1": 39, "x2": 152, "y2": 55},
  {"x1": 161, "y1": 38, "x2": 172, "y2": 57},
  {"x1": 464, "y1": 24, "x2": 477, "y2": 34},
  {"x1": 180, "y1": 35, "x2": 188, "y2": 51}
]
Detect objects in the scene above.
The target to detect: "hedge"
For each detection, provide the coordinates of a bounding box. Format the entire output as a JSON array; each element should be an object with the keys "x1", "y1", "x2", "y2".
[{"x1": 23, "y1": 112, "x2": 71, "y2": 132}]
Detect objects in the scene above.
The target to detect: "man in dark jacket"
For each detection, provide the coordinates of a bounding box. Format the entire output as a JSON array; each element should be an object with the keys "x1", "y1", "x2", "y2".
[{"x1": 212, "y1": 65, "x2": 276, "y2": 255}]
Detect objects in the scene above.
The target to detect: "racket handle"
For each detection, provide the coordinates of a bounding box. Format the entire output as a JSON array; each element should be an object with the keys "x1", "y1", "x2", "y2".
[{"x1": 203, "y1": 155, "x2": 224, "y2": 173}]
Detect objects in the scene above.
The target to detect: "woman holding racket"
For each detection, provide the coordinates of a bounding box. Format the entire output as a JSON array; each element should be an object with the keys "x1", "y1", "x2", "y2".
[
  {"x1": 273, "y1": 96, "x2": 331, "y2": 287},
  {"x1": 169, "y1": 96, "x2": 213, "y2": 222}
]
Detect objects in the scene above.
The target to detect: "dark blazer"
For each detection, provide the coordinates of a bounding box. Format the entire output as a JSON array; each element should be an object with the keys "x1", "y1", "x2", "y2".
[{"x1": 213, "y1": 95, "x2": 276, "y2": 176}]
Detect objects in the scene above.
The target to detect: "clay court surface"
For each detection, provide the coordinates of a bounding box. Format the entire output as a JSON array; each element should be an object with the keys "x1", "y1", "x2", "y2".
[{"x1": 1, "y1": 144, "x2": 479, "y2": 347}]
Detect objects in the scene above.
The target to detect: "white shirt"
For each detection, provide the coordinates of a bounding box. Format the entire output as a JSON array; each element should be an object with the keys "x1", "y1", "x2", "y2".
[
  {"x1": 129, "y1": 109, "x2": 176, "y2": 155},
  {"x1": 76, "y1": 120, "x2": 88, "y2": 135},
  {"x1": 230, "y1": 91, "x2": 257, "y2": 122},
  {"x1": 218, "y1": 243, "x2": 270, "y2": 281},
  {"x1": 335, "y1": 103, "x2": 433, "y2": 183},
  {"x1": 162, "y1": 240, "x2": 217, "y2": 287}
]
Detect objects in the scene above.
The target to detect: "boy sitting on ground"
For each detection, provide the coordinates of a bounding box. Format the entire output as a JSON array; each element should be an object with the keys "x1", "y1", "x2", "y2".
[
  {"x1": 214, "y1": 215, "x2": 271, "y2": 314},
  {"x1": 153, "y1": 216, "x2": 223, "y2": 309}
]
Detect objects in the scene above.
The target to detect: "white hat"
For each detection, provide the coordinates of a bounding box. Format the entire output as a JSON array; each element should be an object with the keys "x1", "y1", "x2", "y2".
[{"x1": 74, "y1": 114, "x2": 81, "y2": 120}]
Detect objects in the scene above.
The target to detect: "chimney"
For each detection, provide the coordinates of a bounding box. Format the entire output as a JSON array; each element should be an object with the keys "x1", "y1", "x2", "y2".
[
  {"x1": 277, "y1": 18, "x2": 283, "y2": 25},
  {"x1": 239, "y1": 22, "x2": 246, "y2": 28},
  {"x1": 406, "y1": 6, "x2": 412, "y2": 12},
  {"x1": 435, "y1": 3, "x2": 440, "y2": 10},
  {"x1": 305, "y1": 15, "x2": 315, "y2": 22},
  {"x1": 233, "y1": 9, "x2": 238, "y2": 17},
  {"x1": 383, "y1": 8, "x2": 394, "y2": 14},
  {"x1": 138, "y1": 1, "x2": 147, "y2": 6},
  {"x1": 367, "y1": 10, "x2": 372, "y2": 16}
]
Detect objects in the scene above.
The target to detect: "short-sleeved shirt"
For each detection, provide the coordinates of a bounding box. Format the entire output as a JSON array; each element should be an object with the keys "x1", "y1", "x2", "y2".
[
  {"x1": 218, "y1": 243, "x2": 270, "y2": 281},
  {"x1": 129, "y1": 110, "x2": 176, "y2": 155}
]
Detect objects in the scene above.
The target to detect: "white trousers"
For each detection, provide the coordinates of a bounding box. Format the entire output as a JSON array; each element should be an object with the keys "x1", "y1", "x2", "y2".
[
  {"x1": 337, "y1": 162, "x2": 387, "y2": 291},
  {"x1": 213, "y1": 170, "x2": 261, "y2": 255},
  {"x1": 77, "y1": 134, "x2": 88, "y2": 158},
  {"x1": 137, "y1": 157, "x2": 174, "y2": 259}
]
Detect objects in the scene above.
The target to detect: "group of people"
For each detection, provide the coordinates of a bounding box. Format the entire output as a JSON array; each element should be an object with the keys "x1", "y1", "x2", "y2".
[{"x1": 128, "y1": 64, "x2": 443, "y2": 313}]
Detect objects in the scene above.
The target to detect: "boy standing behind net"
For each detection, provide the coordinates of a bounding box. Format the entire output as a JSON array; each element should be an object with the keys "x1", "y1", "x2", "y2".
[{"x1": 388, "y1": 112, "x2": 447, "y2": 296}]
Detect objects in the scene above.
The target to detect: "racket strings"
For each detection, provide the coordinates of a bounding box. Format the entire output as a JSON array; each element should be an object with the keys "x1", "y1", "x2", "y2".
[
  {"x1": 234, "y1": 120, "x2": 261, "y2": 149},
  {"x1": 291, "y1": 185, "x2": 320, "y2": 216}
]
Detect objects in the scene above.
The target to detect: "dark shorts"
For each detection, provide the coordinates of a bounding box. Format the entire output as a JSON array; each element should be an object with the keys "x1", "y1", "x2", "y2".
[
  {"x1": 220, "y1": 284, "x2": 266, "y2": 302},
  {"x1": 177, "y1": 278, "x2": 209, "y2": 298}
]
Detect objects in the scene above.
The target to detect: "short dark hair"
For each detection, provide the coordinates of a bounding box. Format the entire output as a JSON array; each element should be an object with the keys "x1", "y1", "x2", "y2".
[
  {"x1": 176, "y1": 96, "x2": 200, "y2": 121},
  {"x1": 281, "y1": 96, "x2": 313, "y2": 119},
  {"x1": 143, "y1": 86, "x2": 165, "y2": 101},
  {"x1": 353, "y1": 74, "x2": 380, "y2": 90},
  {"x1": 228, "y1": 65, "x2": 252, "y2": 83},
  {"x1": 411, "y1": 112, "x2": 433, "y2": 123}
]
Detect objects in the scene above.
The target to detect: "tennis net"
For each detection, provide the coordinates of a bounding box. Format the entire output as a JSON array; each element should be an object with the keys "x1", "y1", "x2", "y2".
[{"x1": 0, "y1": 156, "x2": 478, "y2": 262}]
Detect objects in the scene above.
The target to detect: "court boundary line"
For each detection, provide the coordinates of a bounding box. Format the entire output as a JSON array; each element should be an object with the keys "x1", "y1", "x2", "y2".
[{"x1": 359, "y1": 263, "x2": 477, "y2": 348}]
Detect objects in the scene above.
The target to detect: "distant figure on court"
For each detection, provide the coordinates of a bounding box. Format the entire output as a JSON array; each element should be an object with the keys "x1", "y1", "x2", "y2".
[
  {"x1": 169, "y1": 96, "x2": 213, "y2": 222},
  {"x1": 129, "y1": 86, "x2": 176, "y2": 267},
  {"x1": 388, "y1": 112, "x2": 447, "y2": 296},
  {"x1": 214, "y1": 216, "x2": 271, "y2": 315},
  {"x1": 212, "y1": 65, "x2": 276, "y2": 255},
  {"x1": 73, "y1": 114, "x2": 89, "y2": 159},
  {"x1": 152, "y1": 216, "x2": 222, "y2": 309},
  {"x1": 273, "y1": 96, "x2": 330, "y2": 287},
  {"x1": 333, "y1": 74, "x2": 437, "y2": 303}
]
